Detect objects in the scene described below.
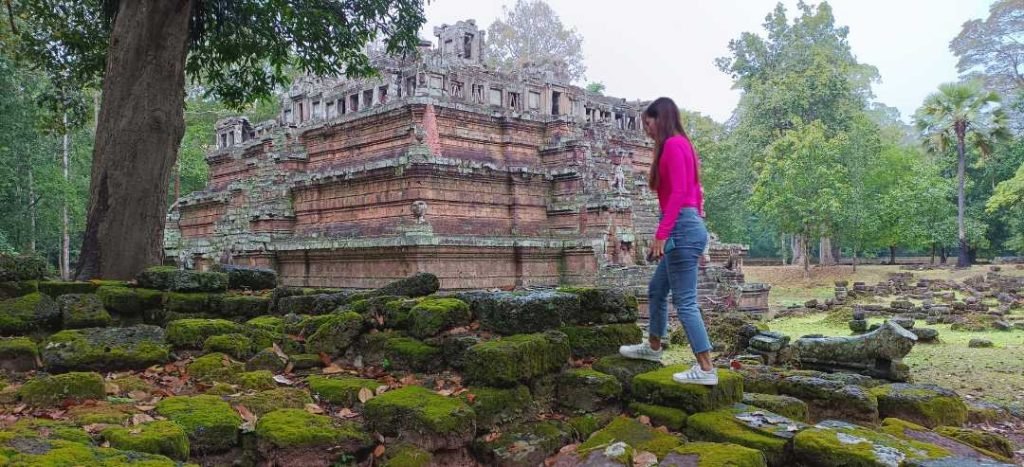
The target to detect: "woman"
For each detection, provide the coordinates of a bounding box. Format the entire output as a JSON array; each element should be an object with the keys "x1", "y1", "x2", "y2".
[{"x1": 619, "y1": 97, "x2": 716, "y2": 385}]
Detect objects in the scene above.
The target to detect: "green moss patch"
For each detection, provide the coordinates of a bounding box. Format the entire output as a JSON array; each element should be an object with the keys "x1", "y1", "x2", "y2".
[
  {"x1": 102, "y1": 420, "x2": 190, "y2": 461},
  {"x1": 561, "y1": 323, "x2": 642, "y2": 358},
  {"x1": 202, "y1": 333, "x2": 254, "y2": 359},
  {"x1": 220, "y1": 295, "x2": 270, "y2": 318},
  {"x1": 472, "y1": 420, "x2": 572, "y2": 466},
  {"x1": 0, "y1": 280, "x2": 38, "y2": 300},
  {"x1": 381, "y1": 442, "x2": 433, "y2": 466},
  {"x1": 591, "y1": 354, "x2": 663, "y2": 393},
  {"x1": 473, "y1": 291, "x2": 579, "y2": 335},
  {"x1": 406, "y1": 297, "x2": 471, "y2": 338},
  {"x1": 0, "y1": 336, "x2": 39, "y2": 372},
  {"x1": 934, "y1": 425, "x2": 1014, "y2": 460},
  {"x1": 246, "y1": 315, "x2": 285, "y2": 333},
  {"x1": 629, "y1": 402, "x2": 688, "y2": 430},
  {"x1": 578, "y1": 416, "x2": 682, "y2": 459},
  {"x1": 137, "y1": 266, "x2": 228, "y2": 292},
  {"x1": 187, "y1": 352, "x2": 245, "y2": 383},
  {"x1": 56, "y1": 293, "x2": 111, "y2": 328},
  {"x1": 685, "y1": 405, "x2": 803, "y2": 466},
  {"x1": 464, "y1": 331, "x2": 570, "y2": 387},
  {"x1": 41, "y1": 325, "x2": 169, "y2": 372},
  {"x1": 18, "y1": 371, "x2": 105, "y2": 406},
  {"x1": 164, "y1": 292, "x2": 222, "y2": 317},
  {"x1": 233, "y1": 387, "x2": 312, "y2": 417},
  {"x1": 256, "y1": 408, "x2": 370, "y2": 449},
  {"x1": 665, "y1": 441, "x2": 767, "y2": 467},
  {"x1": 742, "y1": 393, "x2": 810, "y2": 422},
  {"x1": 155, "y1": 394, "x2": 241, "y2": 453},
  {"x1": 557, "y1": 287, "x2": 638, "y2": 324},
  {"x1": 244, "y1": 347, "x2": 288, "y2": 373},
  {"x1": 556, "y1": 368, "x2": 622, "y2": 412},
  {"x1": 632, "y1": 366, "x2": 743, "y2": 413},
  {"x1": 0, "y1": 254, "x2": 48, "y2": 281},
  {"x1": 96, "y1": 286, "x2": 163, "y2": 316},
  {"x1": 38, "y1": 281, "x2": 99, "y2": 297},
  {"x1": 373, "y1": 272, "x2": 439, "y2": 298},
  {"x1": 0, "y1": 292, "x2": 59, "y2": 335},
  {"x1": 165, "y1": 318, "x2": 244, "y2": 349},
  {"x1": 67, "y1": 403, "x2": 137, "y2": 425},
  {"x1": 779, "y1": 375, "x2": 879, "y2": 424},
  {"x1": 870, "y1": 383, "x2": 968, "y2": 428},
  {"x1": 463, "y1": 385, "x2": 533, "y2": 431},
  {"x1": 308, "y1": 375, "x2": 380, "y2": 407},
  {"x1": 238, "y1": 370, "x2": 276, "y2": 391},
  {"x1": 793, "y1": 419, "x2": 951, "y2": 467},
  {"x1": 305, "y1": 311, "x2": 364, "y2": 356},
  {"x1": 384, "y1": 336, "x2": 443, "y2": 372},
  {"x1": 364, "y1": 385, "x2": 476, "y2": 451}
]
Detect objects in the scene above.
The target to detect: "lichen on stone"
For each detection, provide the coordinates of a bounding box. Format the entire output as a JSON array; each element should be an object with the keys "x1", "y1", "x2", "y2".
[
  {"x1": 364, "y1": 385, "x2": 476, "y2": 451},
  {"x1": 165, "y1": 318, "x2": 244, "y2": 349},
  {"x1": 578, "y1": 416, "x2": 682, "y2": 460},
  {"x1": 41, "y1": 325, "x2": 169, "y2": 372},
  {"x1": 406, "y1": 297, "x2": 471, "y2": 338},
  {"x1": 463, "y1": 331, "x2": 570, "y2": 387},
  {"x1": 305, "y1": 311, "x2": 364, "y2": 356}
]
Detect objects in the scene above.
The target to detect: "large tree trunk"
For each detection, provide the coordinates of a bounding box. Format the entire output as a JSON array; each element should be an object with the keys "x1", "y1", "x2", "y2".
[
  {"x1": 852, "y1": 248, "x2": 858, "y2": 273},
  {"x1": 955, "y1": 122, "x2": 970, "y2": 268},
  {"x1": 780, "y1": 233, "x2": 788, "y2": 265},
  {"x1": 27, "y1": 168, "x2": 35, "y2": 253},
  {"x1": 819, "y1": 237, "x2": 836, "y2": 266},
  {"x1": 889, "y1": 245, "x2": 897, "y2": 265},
  {"x1": 930, "y1": 243, "x2": 936, "y2": 265},
  {"x1": 940, "y1": 246, "x2": 948, "y2": 265},
  {"x1": 791, "y1": 235, "x2": 806, "y2": 267},
  {"x1": 75, "y1": 0, "x2": 193, "y2": 280},
  {"x1": 61, "y1": 112, "x2": 71, "y2": 280}
]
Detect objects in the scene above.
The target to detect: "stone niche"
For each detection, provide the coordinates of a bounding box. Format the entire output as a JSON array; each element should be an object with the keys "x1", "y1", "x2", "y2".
[{"x1": 164, "y1": 18, "x2": 769, "y2": 313}]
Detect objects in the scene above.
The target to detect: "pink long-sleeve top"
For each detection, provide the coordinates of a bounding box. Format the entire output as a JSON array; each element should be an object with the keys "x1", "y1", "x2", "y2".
[{"x1": 655, "y1": 134, "x2": 704, "y2": 240}]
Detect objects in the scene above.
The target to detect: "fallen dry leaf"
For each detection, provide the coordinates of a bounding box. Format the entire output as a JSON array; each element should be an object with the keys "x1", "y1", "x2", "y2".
[
  {"x1": 483, "y1": 431, "x2": 502, "y2": 443},
  {"x1": 638, "y1": 415, "x2": 651, "y2": 426},
  {"x1": 134, "y1": 405, "x2": 155, "y2": 412},
  {"x1": 129, "y1": 390, "x2": 148, "y2": 401},
  {"x1": 12, "y1": 405, "x2": 26, "y2": 414},
  {"x1": 305, "y1": 403, "x2": 324, "y2": 415},
  {"x1": 632, "y1": 451, "x2": 658, "y2": 467},
  {"x1": 322, "y1": 364, "x2": 344, "y2": 375},
  {"x1": 373, "y1": 444, "x2": 386, "y2": 458},
  {"x1": 375, "y1": 385, "x2": 388, "y2": 395},
  {"x1": 284, "y1": 362, "x2": 294, "y2": 375},
  {"x1": 272, "y1": 343, "x2": 289, "y2": 361},
  {"x1": 104, "y1": 382, "x2": 120, "y2": 395},
  {"x1": 558, "y1": 443, "x2": 579, "y2": 454},
  {"x1": 236, "y1": 405, "x2": 257, "y2": 425},
  {"x1": 318, "y1": 352, "x2": 333, "y2": 366},
  {"x1": 273, "y1": 375, "x2": 294, "y2": 385},
  {"x1": 131, "y1": 413, "x2": 155, "y2": 425},
  {"x1": 82, "y1": 423, "x2": 108, "y2": 434},
  {"x1": 466, "y1": 393, "x2": 477, "y2": 404},
  {"x1": 101, "y1": 441, "x2": 110, "y2": 448},
  {"x1": 336, "y1": 408, "x2": 359, "y2": 419},
  {"x1": 436, "y1": 389, "x2": 454, "y2": 397},
  {"x1": 358, "y1": 388, "x2": 374, "y2": 403}
]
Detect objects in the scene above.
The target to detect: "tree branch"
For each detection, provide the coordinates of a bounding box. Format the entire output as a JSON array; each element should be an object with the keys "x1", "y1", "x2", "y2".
[{"x1": 5, "y1": 0, "x2": 15, "y2": 34}]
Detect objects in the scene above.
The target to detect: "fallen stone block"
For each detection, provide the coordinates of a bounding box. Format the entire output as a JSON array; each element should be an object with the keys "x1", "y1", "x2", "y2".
[
  {"x1": 561, "y1": 323, "x2": 642, "y2": 358},
  {"x1": 778, "y1": 376, "x2": 878, "y2": 424},
  {"x1": 137, "y1": 266, "x2": 228, "y2": 292},
  {"x1": 165, "y1": 318, "x2": 244, "y2": 349},
  {"x1": 155, "y1": 394, "x2": 241, "y2": 454},
  {"x1": 685, "y1": 404, "x2": 805, "y2": 466},
  {"x1": 471, "y1": 420, "x2": 572, "y2": 467},
  {"x1": 463, "y1": 385, "x2": 533, "y2": 432},
  {"x1": 472, "y1": 291, "x2": 580, "y2": 335},
  {"x1": 577, "y1": 416, "x2": 683, "y2": 462},
  {"x1": 18, "y1": 371, "x2": 105, "y2": 406},
  {"x1": 0, "y1": 336, "x2": 39, "y2": 372},
  {"x1": 662, "y1": 441, "x2": 767, "y2": 467},
  {"x1": 791, "y1": 320, "x2": 916, "y2": 381},
  {"x1": 364, "y1": 385, "x2": 476, "y2": 451},
  {"x1": 464, "y1": 331, "x2": 569, "y2": 387},
  {"x1": 592, "y1": 355, "x2": 663, "y2": 394},
  {"x1": 632, "y1": 366, "x2": 743, "y2": 414},
  {"x1": 742, "y1": 393, "x2": 809, "y2": 422},
  {"x1": 556, "y1": 286, "x2": 639, "y2": 324},
  {"x1": 255, "y1": 408, "x2": 371, "y2": 467},
  {"x1": 0, "y1": 292, "x2": 59, "y2": 335},
  {"x1": 101, "y1": 420, "x2": 190, "y2": 461},
  {"x1": 42, "y1": 325, "x2": 169, "y2": 372},
  {"x1": 215, "y1": 264, "x2": 277, "y2": 290},
  {"x1": 58, "y1": 293, "x2": 112, "y2": 329},
  {"x1": 556, "y1": 368, "x2": 623, "y2": 412},
  {"x1": 870, "y1": 383, "x2": 967, "y2": 428}
]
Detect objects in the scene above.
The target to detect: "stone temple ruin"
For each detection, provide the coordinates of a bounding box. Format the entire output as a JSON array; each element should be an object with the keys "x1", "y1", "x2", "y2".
[{"x1": 164, "y1": 20, "x2": 769, "y2": 314}]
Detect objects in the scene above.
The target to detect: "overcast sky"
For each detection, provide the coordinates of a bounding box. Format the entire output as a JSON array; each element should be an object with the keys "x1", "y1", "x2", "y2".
[{"x1": 421, "y1": 0, "x2": 995, "y2": 123}]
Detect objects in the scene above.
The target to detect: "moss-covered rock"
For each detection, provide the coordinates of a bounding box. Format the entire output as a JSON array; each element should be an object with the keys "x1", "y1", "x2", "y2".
[
  {"x1": 628, "y1": 402, "x2": 688, "y2": 431},
  {"x1": 245, "y1": 347, "x2": 288, "y2": 372},
  {"x1": 238, "y1": 370, "x2": 276, "y2": 391},
  {"x1": 102, "y1": 420, "x2": 190, "y2": 461},
  {"x1": 234, "y1": 387, "x2": 312, "y2": 417},
  {"x1": 934, "y1": 426, "x2": 1014, "y2": 460},
  {"x1": 18, "y1": 371, "x2": 105, "y2": 406},
  {"x1": 384, "y1": 336, "x2": 443, "y2": 372},
  {"x1": 155, "y1": 394, "x2": 241, "y2": 453},
  {"x1": 380, "y1": 297, "x2": 421, "y2": 329},
  {"x1": 663, "y1": 442, "x2": 768, "y2": 467},
  {"x1": 0, "y1": 253, "x2": 49, "y2": 281},
  {"x1": 472, "y1": 291, "x2": 580, "y2": 335},
  {"x1": 255, "y1": 408, "x2": 371, "y2": 465},
  {"x1": 276, "y1": 292, "x2": 351, "y2": 316},
  {"x1": 282, "y1": 313, "x2": 334, "y2": 336},
  {"x1": 187, "y1": 352, "x2": 245, "y2": 383},
  {"x1": 557, "y1": 287, "x2": 639, "y2": 325},
  {"x1": 686, "y1": 404, "x2": 805, "y2": 466},
  {"x1": 472, "y1": 420, "x2": 573, "y2": 466},
  {"x1": 364, "y1": 385, "x2": 476, "y2": 451},
  {"x1": 742, "y1": 393, "x2": 809, "y2": 422},
  {"x1": 380, "y1": 442, "x2": 433, "y2": 467},
  {"x1": 202, "y1": 333, "x2": 254, "y2": 360},
  {"x1": 305, "y1": 311, "x2": 364, "y2": 356},
  {"x1": 288, "y1": 353, "x2": 322, "y2": 370},
  {"x1": 165, "y1": 318, "x2": 244, "y2": 349},
  {"x1": 40, "y1": 325, "x2": 169, "y2": 372},
  {"x1": 632, "y1": 366, "x2": 743, "y2": 414},
  {"x1": 578, "y1": 416, "x2": 683, "y2": 460},
  {"x1": 793, "y1": 419, "x2": 952, "y2": 467},
  {"x1": 57, "y1": 293, "x2": 112, "y2": 329},
  {"x1": 406, "y1": 298, "x2": 471, "y2": 338},
  {"x1": 556, "y1": 368, "x2": 622, "y2": 412},
  {"x1": 372, "y1": 272, "x2": 440, "y2": 298},
  {"x1": 0, "y1": 280, "x2": 38, "y2": 300},
  {"x1": 464, "y1": 331, "x2": 570, "y2": 387},
  {"x1": 164, "y1": 291, "x2": 222, "y2": 317},
  {"x1": 567, "y1": 411, "x2": 616, "y2": 441},
  {"x1": 0, "y1": 336, "x2": 39, "y2": 372},
  {"x1": 464, "y1": 385, "x2": 533, "y2": 432},
  {"x1": 220, "y1": 294, "x2": 270, "y2": 318},
  {"x1": 870, "y1": 383, "x2": 968, "y2": 428},
  {"x1": 561, "y1": 323, "x2": 642, "y2": 358},
  {"x1": 0, "y1": 292, "x2": 59, "y2": 335},
  {"x1": 308, "y1": 375, "x2": 380, "y2": 407},
  {"x1": 38, "y1": 281, "x2": 99, "y2": 297},
  {"x1": 67, "y1": 402, "x2": 137, "y2": 425},
  {"x1": 0, "y1": 438, "x2": 184, "y2": 466},
  {"x1": 592, "y1": 355, "x2": 663, "y2": 393},
  {"x1": 246, "y1": 315, "x2": 285, "y2": 333},
  {"x1": 778, "y1": 375, "x2": 878, "y2": 424},
  {"x1": 96, "y1": 286, "x2": 164, "y2": 316},
  {"x1": 137, "y1": 266, "x2": 228, "y2": 292},
  {"x1": 216, "y1": 264, "x2": 277, "y2": 290}
]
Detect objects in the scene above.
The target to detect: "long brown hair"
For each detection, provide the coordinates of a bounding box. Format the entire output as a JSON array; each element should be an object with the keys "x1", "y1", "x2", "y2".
[{"x1": 644, "y1": 97, "x2": 689, "y2": 190}]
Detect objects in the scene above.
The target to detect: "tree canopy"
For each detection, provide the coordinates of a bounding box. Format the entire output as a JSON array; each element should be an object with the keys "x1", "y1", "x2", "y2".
[{"x1": 486, "y1": 0, "x2": 586, "y2": 82}]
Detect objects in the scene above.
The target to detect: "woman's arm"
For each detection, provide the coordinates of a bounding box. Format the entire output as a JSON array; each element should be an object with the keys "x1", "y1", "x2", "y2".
[{"x1": 654, "y1": 137, "x2": 694, "y2": 240}]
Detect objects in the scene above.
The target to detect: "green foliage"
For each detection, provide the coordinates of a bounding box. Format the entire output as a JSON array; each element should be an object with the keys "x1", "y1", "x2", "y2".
[{"x1": 486, "y1": 0, "x2": 585, "y2": 81}]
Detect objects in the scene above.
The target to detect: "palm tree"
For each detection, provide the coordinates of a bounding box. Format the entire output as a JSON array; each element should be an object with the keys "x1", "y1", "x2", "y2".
[{"x1": 915, "y1": 81, "x2": 1009, "y2": 267}]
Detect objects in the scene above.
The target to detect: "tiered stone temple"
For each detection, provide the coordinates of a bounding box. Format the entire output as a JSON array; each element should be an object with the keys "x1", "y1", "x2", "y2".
[{"x1": 165, "y1": 19, "x2": 768, "y2": 313}]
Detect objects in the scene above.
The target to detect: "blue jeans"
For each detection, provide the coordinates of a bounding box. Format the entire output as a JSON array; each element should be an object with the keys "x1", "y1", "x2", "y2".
[{"x1": 648, "y1": 208, "x2": 712, "y2": 354}]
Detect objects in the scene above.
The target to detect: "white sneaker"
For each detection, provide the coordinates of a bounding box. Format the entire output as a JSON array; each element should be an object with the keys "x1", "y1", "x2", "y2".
[
  {"x1": 673, "y1": 364, "x2": 718, "y2": 386},
  {"x1": 618, "y1": 343, "x2": 663, "y2": 362}
]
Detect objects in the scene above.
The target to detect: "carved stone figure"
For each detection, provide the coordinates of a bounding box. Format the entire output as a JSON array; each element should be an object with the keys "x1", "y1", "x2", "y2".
[
  {"x1": 613, "y1": 164, "x2": 628, "y2": 194},
  {"x1": 411, "y1": 200, "x2": 428, "y2": 224},
  {"x1": 791, "y1": 321, "x2": 917, "y2": 381}
]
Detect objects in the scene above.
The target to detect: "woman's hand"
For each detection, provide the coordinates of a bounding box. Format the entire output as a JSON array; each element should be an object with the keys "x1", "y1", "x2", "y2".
[{"x1": 650, "y1": 238, "x2": 666, "y2": 261}]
